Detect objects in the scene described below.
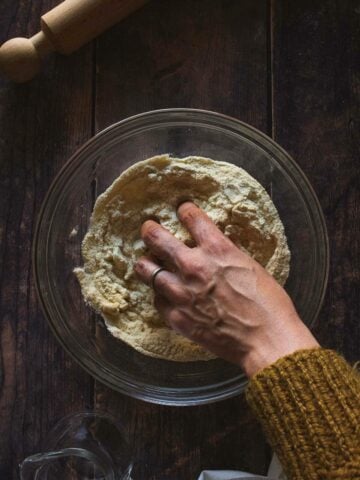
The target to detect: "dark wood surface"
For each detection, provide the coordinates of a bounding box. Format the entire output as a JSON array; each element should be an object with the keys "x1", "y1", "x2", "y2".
[{"x1": 0, "y1": 1, "x2": 359, "y2": 478}]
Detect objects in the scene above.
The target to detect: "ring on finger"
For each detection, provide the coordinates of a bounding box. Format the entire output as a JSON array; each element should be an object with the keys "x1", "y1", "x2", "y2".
[{"x1": 150, "y1": 267, "x2": 166, "y2": 291}]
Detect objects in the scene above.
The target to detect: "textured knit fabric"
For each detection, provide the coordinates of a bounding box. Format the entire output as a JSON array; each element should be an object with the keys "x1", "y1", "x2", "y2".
[{"x1": 246, "y1": 348, "x2": 360, "y2": 480}]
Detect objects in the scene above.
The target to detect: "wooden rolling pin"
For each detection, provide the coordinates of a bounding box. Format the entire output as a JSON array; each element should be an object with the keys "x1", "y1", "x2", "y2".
[{"x1": 0, "y1": 0, "x2": 148, "y2": 83}]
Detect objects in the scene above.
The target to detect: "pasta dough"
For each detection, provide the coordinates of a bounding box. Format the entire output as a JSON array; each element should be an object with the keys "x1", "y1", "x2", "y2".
[{"x1": 75, "y1": 155, "x2": 290, "y2": 361}]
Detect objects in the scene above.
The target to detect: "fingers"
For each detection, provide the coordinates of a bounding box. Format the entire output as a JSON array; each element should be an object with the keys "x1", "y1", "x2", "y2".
[
  {"x1": 154, "y1": 295, "x2": 193, "y2": 334},
  {"x1": 141, "y1": 220, "x2": 189, "y2": 269},
  {"x1": 135, "y1": 256, "x2": 190, "y2": 304},
  {"x1": 153, "y1": 295, "x2": 172, "y2": 325},
  {"x1": 138, "y1": 258, "x2": 210, "y2": 343},
  {"x1": 177, "y1": 202, "x2": 227, "y2": 247}
]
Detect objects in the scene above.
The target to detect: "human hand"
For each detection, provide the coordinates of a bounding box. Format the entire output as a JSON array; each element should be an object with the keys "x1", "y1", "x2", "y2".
[{"x1": 135, "y1": 202, "x2": 319, "y2": 376}]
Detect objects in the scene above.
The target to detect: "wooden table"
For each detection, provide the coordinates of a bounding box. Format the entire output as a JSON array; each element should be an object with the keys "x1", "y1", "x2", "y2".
[{"x1": 0, "y1": 1, "x2": 359, "y2": 478}]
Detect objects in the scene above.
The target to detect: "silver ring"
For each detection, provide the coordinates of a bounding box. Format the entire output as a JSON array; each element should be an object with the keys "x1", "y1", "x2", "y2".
[{"x1": 150, "y1": 267, "x2": 166, "y2": 290}]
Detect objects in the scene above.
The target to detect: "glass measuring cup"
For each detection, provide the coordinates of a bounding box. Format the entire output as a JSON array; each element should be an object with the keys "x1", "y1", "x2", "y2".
[{"x1": 19, "y1": 412, "x2": 133, "y2": 479}]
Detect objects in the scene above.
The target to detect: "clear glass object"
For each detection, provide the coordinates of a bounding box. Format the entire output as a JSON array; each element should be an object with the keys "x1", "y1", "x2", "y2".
[
  {"x1": 19, "y1": 413, "x2": 133, "y2": 480},
  {"x1": 33, "y1": 109, "x2": 329, "y2": 405}
]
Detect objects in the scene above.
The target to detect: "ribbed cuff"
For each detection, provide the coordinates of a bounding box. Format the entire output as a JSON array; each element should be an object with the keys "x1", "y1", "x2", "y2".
[{"x1": 246, "y1": 348, "x2": 360, "y2": 480}]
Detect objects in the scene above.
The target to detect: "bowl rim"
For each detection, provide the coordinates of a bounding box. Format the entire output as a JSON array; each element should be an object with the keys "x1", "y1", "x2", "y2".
[{"x1": 33, "y1": 108, "x2": 329, "y2": 406}]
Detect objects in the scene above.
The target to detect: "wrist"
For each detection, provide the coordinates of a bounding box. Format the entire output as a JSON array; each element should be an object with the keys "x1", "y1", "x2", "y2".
[{"x1": 240, "y1": 320, "x2": 320, "y2": 377}]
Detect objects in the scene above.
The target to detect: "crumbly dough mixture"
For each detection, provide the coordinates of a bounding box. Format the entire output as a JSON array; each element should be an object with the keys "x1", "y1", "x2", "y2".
[{"x1": 75, "y1": 155, "x2": 290, "y2": 361}]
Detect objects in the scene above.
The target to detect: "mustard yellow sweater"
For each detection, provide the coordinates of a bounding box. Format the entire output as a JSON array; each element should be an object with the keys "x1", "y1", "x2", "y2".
[{"x1": 246, "y1": 349, "x2": 360, "y2": 480}]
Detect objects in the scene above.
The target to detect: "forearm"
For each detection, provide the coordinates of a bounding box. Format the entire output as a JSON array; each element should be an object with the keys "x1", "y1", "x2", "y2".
[
  {"x1": 135, "y1": 202, "x2": 360, "y2": 480},
  {"x1": 246, "y1": 348, "x2": 360, "y2": 480}
]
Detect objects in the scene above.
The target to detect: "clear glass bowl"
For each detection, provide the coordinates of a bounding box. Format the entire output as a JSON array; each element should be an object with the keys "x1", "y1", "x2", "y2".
[{"x1": 34, "y1": 109, "x2": 329, "y2": 406}]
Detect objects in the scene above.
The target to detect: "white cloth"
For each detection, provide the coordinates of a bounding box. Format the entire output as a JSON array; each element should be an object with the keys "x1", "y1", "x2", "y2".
[
  {"x1": 197, "y1": 454, "x2": 287, "y2": 480},
  {"x1": 197, "y1": 471, "x2": 268, "y2": 479}
]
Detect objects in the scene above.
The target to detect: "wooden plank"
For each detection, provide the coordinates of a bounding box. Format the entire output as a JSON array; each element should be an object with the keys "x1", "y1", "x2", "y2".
[
  {"x1": 95, "y1": 0, "x2": 269, "y2": 131},
  {"x1": 271, "y1": 0, "x2": 360, "y2": 361},
  {"x1": 94, "y1": 1, "x2": 270, "y2": 478},
  {"x1": 0, "y1": 0, "x2": 94, "y2": 476}
]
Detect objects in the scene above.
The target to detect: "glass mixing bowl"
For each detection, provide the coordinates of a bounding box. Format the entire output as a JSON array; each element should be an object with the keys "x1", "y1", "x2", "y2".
[{"x1": 34, "y1": 109, "x2": 329, "y2": 406}]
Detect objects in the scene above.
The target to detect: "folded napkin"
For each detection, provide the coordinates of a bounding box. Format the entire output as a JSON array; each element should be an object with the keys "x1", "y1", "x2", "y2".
[
  {"x1": 197, "y1": 454, "x2": 287, "y2": 480},
  {"x1": 197, "y1": 471, "x2": 268, "y2": 479}
]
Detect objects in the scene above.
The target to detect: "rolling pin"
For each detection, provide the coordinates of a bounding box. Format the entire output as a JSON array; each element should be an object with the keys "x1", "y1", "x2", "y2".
[{"x1": 0, "y1": 0, "x2": 148, "y2": 83}]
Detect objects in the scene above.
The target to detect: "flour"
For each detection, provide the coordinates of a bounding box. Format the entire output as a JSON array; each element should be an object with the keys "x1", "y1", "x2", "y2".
[{"x1": 75, "y1": 155, "x2": 290, "y2": 361}]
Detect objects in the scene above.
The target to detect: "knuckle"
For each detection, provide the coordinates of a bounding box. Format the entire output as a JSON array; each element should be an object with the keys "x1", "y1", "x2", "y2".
[
  {"x1": 181, "y1": 256, "x2": 196, "y2": 273},
  {"x1": 155, "y1": 272, "x2": 171, "y2": 293},
  {"x1": 158, "y1": 275, "x2": 189, "y2": 304},
  {"x1": 181, "y1": 258, "x2": 201, "y2": 277},
  {"x1": 169, "y1": 310, "x2": 188, "y2": 333},
  {"x1": 189, "y1": 324, "x2": 205, "y2": 342},
  {"x1": 206, "y1": 237, "x2": 231, "y2": 255},
  {"x1": 154, "y1": 272, "x2": 166, "y2": 288},
  {"x1": 183, "y1": 262, "x2": 209, "y2": 283},
  {"x1": 171, "y1": 285, "x2": 190, "y2": 304}
]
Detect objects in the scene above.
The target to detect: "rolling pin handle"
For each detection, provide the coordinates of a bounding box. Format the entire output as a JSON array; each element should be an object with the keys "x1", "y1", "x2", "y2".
[
  {"x1": 0, "y1": 0, "x2": 148, "y2": 83},
  {"x1": 0, "y1": 32, "x2": 54, "y2": 83},
  {"x1": 31, "y1": 31, "x2": 55, "y2": 58}
]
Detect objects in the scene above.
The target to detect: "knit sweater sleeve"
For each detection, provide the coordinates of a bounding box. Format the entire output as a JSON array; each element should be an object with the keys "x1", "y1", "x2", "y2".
[{"x1": 246, "y1": 348, "x2": 360, "y2": 480}]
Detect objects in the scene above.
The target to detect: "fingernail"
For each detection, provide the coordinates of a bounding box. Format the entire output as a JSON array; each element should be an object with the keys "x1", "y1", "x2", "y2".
[{"x1": 176, "y1": 197, "x2": 193, "y2": 211}]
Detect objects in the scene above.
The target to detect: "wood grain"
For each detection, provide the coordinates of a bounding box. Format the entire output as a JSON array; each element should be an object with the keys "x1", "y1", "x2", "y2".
[
  {"x1": 0, "y1": 1, "x2": 94, "y2": 476},
  {"x1": 271, "y1": 0, "x2": 360, "y2": 361},
  {"x1": 95, "y1": 0, "x2": 269, "y2": 130},
  {"x1": 0, "y1": 0, "x2": 359, "y2": 478},
  {"x1": 94, "y1": 1, "x2": 270, "y2": 478}
]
